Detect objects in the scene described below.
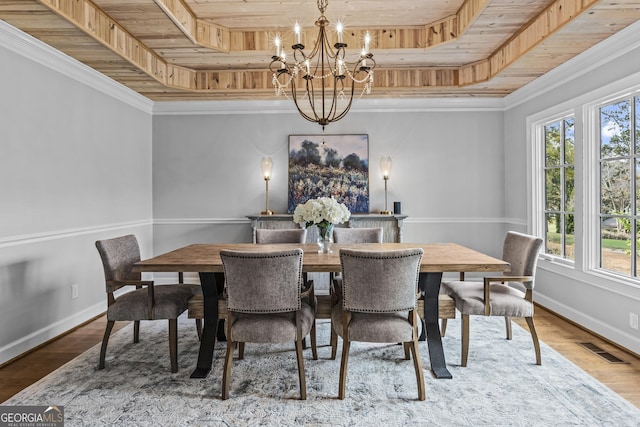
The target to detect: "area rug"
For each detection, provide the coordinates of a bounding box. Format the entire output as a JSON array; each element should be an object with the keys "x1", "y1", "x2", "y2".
[{"x1": 4, "y1": 314, "x2": 639, "y2": 426}]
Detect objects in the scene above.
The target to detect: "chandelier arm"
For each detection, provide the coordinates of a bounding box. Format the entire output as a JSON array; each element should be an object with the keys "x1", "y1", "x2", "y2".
[
  {"x1": 331, "y1": 77, "x2": 356, "y2": 123},
  {"x1": 327, "y1": 76, "x2": 341, "y2": 122},
  {"x1": 291, "y1": 79, "x2": 319, "y2": 124},
  {"x1": 307, "y1": 74, "x2": 321, "y2": 123}
]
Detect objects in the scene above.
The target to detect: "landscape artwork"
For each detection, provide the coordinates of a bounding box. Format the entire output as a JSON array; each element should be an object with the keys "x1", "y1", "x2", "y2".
[{"x1": 288, "y1": 134, "x2": 369, "y2": 213}]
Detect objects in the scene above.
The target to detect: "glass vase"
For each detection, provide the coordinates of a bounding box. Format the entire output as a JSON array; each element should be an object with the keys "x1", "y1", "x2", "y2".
[{"x1": 317, "y1": 223, "x2": 334, "y2": 254}]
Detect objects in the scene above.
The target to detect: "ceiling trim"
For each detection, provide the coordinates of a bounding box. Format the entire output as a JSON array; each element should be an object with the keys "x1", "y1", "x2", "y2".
[
  {"x1": 0, "y1": 19, "x2": 153, "y2": 113},
  {"x1": 504, "y1": 19, "x2": 640, "y2": 110},
  {"x1": 151, "y1": 97, "x2": 505, "y2": 115}
]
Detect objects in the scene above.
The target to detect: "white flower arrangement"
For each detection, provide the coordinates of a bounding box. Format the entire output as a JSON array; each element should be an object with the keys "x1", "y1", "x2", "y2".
[{"x1": 293, "y1": 197, "x2": 351, "y2": 238}]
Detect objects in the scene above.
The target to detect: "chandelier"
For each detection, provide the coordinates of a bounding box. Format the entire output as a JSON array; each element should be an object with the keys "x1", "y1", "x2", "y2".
[{"x1": 269, "y1": 0, "x2": 376, "y2": 130}]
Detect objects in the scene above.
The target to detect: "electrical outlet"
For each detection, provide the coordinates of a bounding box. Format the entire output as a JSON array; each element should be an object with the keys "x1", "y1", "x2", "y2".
[
  {"x1": 630, "y1": 312, "x2": 639, "y2": 331},
  {"x1": 71, "y1": 284, "x2": 79, "y2": 300}
]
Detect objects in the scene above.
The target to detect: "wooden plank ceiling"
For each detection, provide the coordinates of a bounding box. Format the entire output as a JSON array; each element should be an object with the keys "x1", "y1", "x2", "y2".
[{"x1": 0, "y1": 0, "x2": 639, "y2": 101}]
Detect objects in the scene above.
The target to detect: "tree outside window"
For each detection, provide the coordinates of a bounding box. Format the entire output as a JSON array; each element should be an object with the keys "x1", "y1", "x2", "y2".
[
  {"x1": 544, "y1": 117, "x2": 575, "y2": 260},
  {"x1": 599, "y1": 97, "x2": 640, "y2": 276}
]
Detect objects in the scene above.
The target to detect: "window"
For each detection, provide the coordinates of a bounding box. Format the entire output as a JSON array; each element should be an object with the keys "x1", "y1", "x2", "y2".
[
  {"x1": 598, "y1": 96, "x2": 640, "y2": 276},
  {"x1": 543, "y1": 117, "x2": 575, "y2": 260}
]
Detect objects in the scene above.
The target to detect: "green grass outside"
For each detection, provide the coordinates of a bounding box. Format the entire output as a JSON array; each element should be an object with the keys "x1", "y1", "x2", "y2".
[{"x1": 547, "y1": 231, "x2": 629, "y2": 250}]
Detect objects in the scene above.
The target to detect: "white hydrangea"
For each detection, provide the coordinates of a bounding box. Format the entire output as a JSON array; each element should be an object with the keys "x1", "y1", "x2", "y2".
[{"x1": 293, "y1": 196, "x2": 351, "y2": 228}]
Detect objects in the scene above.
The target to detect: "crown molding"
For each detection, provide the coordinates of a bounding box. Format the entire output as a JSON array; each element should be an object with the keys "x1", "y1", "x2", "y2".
[
  {"x1": 504, "y1": 20, "x2": 640, "y2": 110},
  {"x1": 0, "y1": 20, "x2": 153, "y2": 114},
  {"x1": 152, "y1": 96, "x2": 505, "y2": 115}
]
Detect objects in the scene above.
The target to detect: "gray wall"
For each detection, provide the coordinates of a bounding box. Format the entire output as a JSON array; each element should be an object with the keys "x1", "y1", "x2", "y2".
[
  {"x1": 503, "y1": 21, "x2": 640, "y2": 354},
  {"x1": 151, "y1": 108, "x2": 506, "y2": 258},
  {"x1": 0, "y1": 22, "x2": 153, "y2": 364}
]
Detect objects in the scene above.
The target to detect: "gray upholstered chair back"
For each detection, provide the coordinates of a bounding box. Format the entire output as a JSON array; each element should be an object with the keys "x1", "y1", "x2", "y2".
[
  {"x1": 95, "y1": 234, "x2": 141, "y2": 292},
  {"x1": 255, "y1": 228, "x2": 307, "y2": 244},
  {"x1": 340, "y1": 248, "x2": 423, "y2": 313},
  {"x1": 333, "y1": 227, "x2": 383, "y2": 244},
  {"x1": 502, "y1": 231, "x2": 543, "y2": 289},
  {"x1": 221, "y1": 249, "x2": 304, "y2": 313}
]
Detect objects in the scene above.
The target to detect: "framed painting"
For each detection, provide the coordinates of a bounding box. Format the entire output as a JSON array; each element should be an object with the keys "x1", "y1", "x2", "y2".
[{"x1": 288, "y1": 134, "x2": 369, "y2": 213}]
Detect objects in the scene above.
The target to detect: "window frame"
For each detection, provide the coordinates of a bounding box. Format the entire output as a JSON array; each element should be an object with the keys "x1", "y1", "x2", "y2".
[
  {"x1": 528, "y1": 73, "x2": 640, "y2": 293},
  {"x1": 543, "y1": 117, "x2": 575, "y2": 260},
  {"x1": 590, "y1": 93, "x2": 640, "y2": 278},
  {"x1": 531, "y1": 110, "x2": 576, "y2": 266}
]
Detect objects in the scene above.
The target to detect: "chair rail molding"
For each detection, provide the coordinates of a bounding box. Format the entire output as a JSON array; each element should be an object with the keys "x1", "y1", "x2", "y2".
[{"x1": 0, "y1": 220, "x2": 153, "y2": 248}]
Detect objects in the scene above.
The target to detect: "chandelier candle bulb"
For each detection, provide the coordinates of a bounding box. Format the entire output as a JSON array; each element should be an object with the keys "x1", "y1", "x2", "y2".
[
  {"x1": 337, "y1": 22, "x2": 343, "y2": 43},
  {"x1": 295, "y1": 22, "x2": 301, "y2": 45}
]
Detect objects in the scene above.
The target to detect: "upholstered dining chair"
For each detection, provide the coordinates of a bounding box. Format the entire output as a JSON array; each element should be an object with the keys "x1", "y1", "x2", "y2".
[
  {"x1": 188, "y1": 228, "x2": 309, "y2": 346},
  {"x1": 255, "y1": 228, "x2": 307, "y2": 244},
  {"x1": 440, "y1": 231, "x2": 544, "y2": 367},
  {"x1": 332, "y1": 248, "x2": 425, "y2": 401},
  {"x1": 220, "y1": 248, "x2": 317, "y2": 400},
  {"x1": 329, "y1": 227, "x2": 383, "y2": 358},
  {"x1": 254, "y1": 227, "x2": 313, "y2": 349},
  {"x1": 332, "y1": 227, "x2": 383, "y2": 244},
  {"x1": 95, "y1": 235, "x2": 201, "y2": 372}
]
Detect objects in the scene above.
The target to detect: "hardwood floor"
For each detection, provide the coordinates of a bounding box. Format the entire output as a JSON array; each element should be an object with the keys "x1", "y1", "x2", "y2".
[{"x1": 1, "y1": 306, "x2": 639, "y2": 407}]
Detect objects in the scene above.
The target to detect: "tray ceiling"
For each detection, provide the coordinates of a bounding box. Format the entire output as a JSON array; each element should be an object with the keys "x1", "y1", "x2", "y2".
[{"x1": 1, "y1": 0, "x2": 639, "y2": 101}]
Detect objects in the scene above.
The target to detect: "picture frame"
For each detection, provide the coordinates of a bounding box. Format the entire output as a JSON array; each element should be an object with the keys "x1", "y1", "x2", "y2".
[{"x1": 288, "y1": 134, "x2": 369, "y2": 213}]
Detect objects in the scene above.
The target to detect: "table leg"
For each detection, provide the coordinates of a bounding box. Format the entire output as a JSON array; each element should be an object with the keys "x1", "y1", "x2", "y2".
[
  {"x1": 190, "y1": 272, "x2": 224, "y2": 379},
  {"x1": 419, "y1": 272, "x2": 452, "y2": 379}
]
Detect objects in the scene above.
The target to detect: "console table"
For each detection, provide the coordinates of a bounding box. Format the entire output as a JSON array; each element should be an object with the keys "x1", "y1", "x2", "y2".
[{"x1": 246, "y1": 213, "x2": 407, "y2": 243}]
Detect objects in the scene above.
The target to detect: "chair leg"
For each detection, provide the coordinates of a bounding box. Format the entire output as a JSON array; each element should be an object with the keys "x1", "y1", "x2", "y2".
[
  {"x1": 338, "y1": 340, "x2": 351, "y2": 400},
  {"x1": 133, "y1": 320, "x2": 140, "y2": 343},
  {"x1": 409, "y1": 340, "x2": 426, "y2": 401},
  {"x1": 238, "y1": 342, "x2": 245, "y2": 360},
  {"x1": 441, "y1": 318, "x2": 448, "y2": 337},
  {"x1": 525, "y1": 317, "x2": 542, "y2": 365},
  {"x1": 222, "y1": 339, "x2": 235, "y2": 400},
  {"x1": 461, "y1": 314, "x2": 470, "y2": 367},
  {"x1": 403, "y1": 342, "x2": 410, "y2": 360},
  {"x1": 98, "y1": 320, "x2": 115, "y2": 369},
  {"x1": 169, "y1": 318, "x2": 178, "y2": 373},
  {"x1": 195, "y1": 319, "x2": 202, "y2": 341},
  {"x1": 330, "y1": 327, "x2": 338, "y2": 360},
  {"x1": 505, "y1": 316, "x2": 513, "y2": 340},
  {"x1": 295, "y1": 338, "x2": 307, "y2": 400},
  {"x1": 310, "y1": 321, "x2": 318, "y2": 361}
]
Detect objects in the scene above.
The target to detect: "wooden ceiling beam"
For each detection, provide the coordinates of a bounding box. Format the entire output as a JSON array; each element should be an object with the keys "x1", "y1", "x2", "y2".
[
  {"x1": 37, "y1": 0, "x2": 173, "y2": 86},
  {"x1": 152, "y1": 0, "x2": 229, "y2": 53},
  {"x1": 458, "y1": 0, "x2": 600, "y2": 86},
  {"x1": 33, "y1": 0, "x2": 602, "y2": 94}
]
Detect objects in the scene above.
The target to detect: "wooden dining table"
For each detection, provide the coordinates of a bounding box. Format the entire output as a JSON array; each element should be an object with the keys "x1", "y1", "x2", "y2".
[{"x1": 133, "y1": 242, "x2": 509, "y2": 380}]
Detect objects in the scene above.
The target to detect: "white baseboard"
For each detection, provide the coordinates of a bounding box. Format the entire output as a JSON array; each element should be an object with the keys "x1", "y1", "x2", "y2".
[
  {"x1": 535, "y1": 292, "x2": 640, "y2": 356},
  {"x1": 0, "y1": 302, "x2": 105, "y2": 366}
]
